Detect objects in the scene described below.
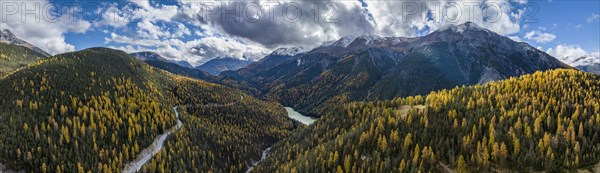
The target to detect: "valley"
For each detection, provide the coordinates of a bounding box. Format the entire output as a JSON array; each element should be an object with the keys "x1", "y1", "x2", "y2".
[
  {"x1": 253, "y1": 69, "x2": 600, "y2": 172},
  {"x1": 0, "y1": 18, "x2": 598, "y2": 173},
  {"x1": 122, "y1": 106, "x2": 182, "y2": 173},
  {"x1": 0, "y1": 47, "x2": 294, "y2": 172},
  {"x1": 219, "y1": 22, "x2": 571, "y2": 118}
]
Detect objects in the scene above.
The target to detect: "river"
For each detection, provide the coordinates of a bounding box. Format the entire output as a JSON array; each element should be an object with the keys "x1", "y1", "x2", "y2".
[
  {"x1": 244, "y1": 107, "x2": 315, "y2": 173},
  {"x1": 284, "y1": 107, "x2": 316, "y2": 125}
]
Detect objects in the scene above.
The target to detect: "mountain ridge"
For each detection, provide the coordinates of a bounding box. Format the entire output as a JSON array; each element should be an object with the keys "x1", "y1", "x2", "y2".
[
  {"x1": 0, "y1": 30, "x2": 50, "y2": 76},
  {"x1": 220, "y1": 22, "x2": 572, "y2": 117},
  {"x1": 557, "y1": 53, "x2": 600, "y2": 74},
  {"x1": 1, "y1": 29, "x2": 51, "y2": 57},
  {"x1": 197, "y1": 57, "x2": 254, "y2": 75},
  {"x1": 129, "y1": 51, "x2": 217, "y2": 81}
]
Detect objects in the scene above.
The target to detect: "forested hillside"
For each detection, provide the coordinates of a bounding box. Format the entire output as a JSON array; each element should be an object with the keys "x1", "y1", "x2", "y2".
[
  {"x1": 0, "y1": 43, "x2": 47, "y2": 76},
  {"x1": 0, "y1": 48, "x2": 294, "y2": 172},
  {"x1": 0, "y1": 48, "x2": 177, "y2": 172},
  {"x1": 255, "y1": 69, "x2": 600, "y2": 172},
  {"x1": 141, "y1": 76, "x2": 295, "y2": 172}
]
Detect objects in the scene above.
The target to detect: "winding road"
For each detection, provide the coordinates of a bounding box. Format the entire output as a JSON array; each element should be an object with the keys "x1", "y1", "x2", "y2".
[
  {"x1": 122, "y1": 106, "x2": 182, "y2": 173},
  {"x1": 245, "y1": 147, "x2": 272, "y2": 173},
  {"x1": 122, "y1": 96, "x2": 243, "y2": 173}
]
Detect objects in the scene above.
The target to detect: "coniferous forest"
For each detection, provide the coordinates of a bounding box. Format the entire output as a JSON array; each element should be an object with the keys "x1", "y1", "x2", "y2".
[
  {"x1": 1, "y1": 8, "x2": 599, "y2": 172},
  {"x1": 0, "y1": 48, "x2": 295, "y2": 172},
  {"x1": 1, "y1": 41, "x2": 600, "y2": 173},
  {"x1": 253, "y1": 69, "x2": 600, "y2": 172}
]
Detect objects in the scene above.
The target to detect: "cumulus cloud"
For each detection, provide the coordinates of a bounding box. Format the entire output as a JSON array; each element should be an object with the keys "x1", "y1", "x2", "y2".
[
  {"x1": 188, "y1": 37, "x2": 271, "y2": 62},
  {"x1": 546, "y1": 44, "x2": 588, "y2": 59},
  {"x1": 524, "y1": 30, "x2": 556, "y2": 43},
  {"x1": 123, "y1": 0, "x2": 523, "y2": 64},
  {"x1": 177, "y1": 0, "x2": 524, "y2": 48},
  {"x1": 7, "y1": 0, "x2": 529, "y2": 63},
  {"x1": 508, "y1": 36, "x2": 523, "y2": 42},
  {"x1": 588, "y1": 13, "x2": 600, "y2": 23},
  {"x1": 547, "y1": 44, "x2": 600, "y2": 67},
  {"x1": 0, "y1": 0, "x2": 91, "y2": 54},
  {"x1": 366, "y1": 0, "x2": 522, "y2": 37},
  {"x1": 105, "y1": 32, "x2": 269, "y2": 65},
  {"x1": 177, "y1": 0, "x2": 375, "y2": 48}
]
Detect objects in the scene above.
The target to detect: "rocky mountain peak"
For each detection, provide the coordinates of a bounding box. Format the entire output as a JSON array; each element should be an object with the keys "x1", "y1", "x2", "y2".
[
  {"x1": 1, "y1": 29, "x2": 51, "y2": 57},
  {"x1": 272, "y1": 47, "x2": 305, "y2": 56}
]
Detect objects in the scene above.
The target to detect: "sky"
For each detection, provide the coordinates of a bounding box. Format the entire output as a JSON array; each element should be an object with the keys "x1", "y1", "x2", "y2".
[{"x1": 0, "y1": 0, "x2": 598, "y2": 66}]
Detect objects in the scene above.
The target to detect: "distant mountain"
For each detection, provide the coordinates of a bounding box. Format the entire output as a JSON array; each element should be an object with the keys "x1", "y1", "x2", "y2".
[
  {"x1": 222, "y1": 22, "x2": 571, "y2": 117},
  {"x1": 235, "y1": 47, "x2": 304, "y2": 75},
  {"x1": 0, "y1": 29, "x2": 49, "y2": 76},
  {"x1": 1, "y1": 29, "x2": 50, "y2": 57},
  {"x1": 130, "y1": 51, "x2": 193, "y2": 68},
  {"x1": 173, "y1": 60, "x2": 194, "y2": 68},
  {"x1": 130, "y1": 51, "x2": 169, "y2": 62},
  {"x1": 197, "y1": 57, "x2": 254, "y2": 75},
  {"x1": 145, "y1": 60, "x2": 216, "y2": 81},
  {"x1": 576, "y1": 64, "x2": 600, "y2": 75},
  {"x1": 129, "y1": 51, "x2": 216, "y2": 81},
  {"x1": 219, "y1": 47, "x2": 305, "y2": 95},
  {"x1": 557, "y1": 54, "x2": 600, "y2": 74}
]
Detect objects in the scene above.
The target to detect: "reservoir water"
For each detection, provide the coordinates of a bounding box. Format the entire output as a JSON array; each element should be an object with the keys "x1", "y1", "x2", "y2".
[{"x1": 284, "y1": 107, "x2": 316, "y2": 125}]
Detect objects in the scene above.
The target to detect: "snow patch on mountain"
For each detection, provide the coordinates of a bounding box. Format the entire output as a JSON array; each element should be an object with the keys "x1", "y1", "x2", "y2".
[
  {"x1": 272, "y1": 47, "x2": 305, "y2": 56},
  {"x1": 557, "y1": 53, "x2": 600, "y2": 67},
  {"x1": 546, "y1": 44, "x2": 600, "y2": 67},
  {"x1": 330, "y1": 36, "x2": 356, "y2": 48},
  {"x1": 436, "y1": 22, "x2": 486, "y2": 33}
]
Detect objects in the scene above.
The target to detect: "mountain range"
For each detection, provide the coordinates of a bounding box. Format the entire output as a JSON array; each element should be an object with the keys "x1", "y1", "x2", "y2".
[
  {"x1": 130, "y1": 51, "x2": 216, "y2": 81},
  {"x1": 221, "y1": 22, "x2": 571, "y2": 117},
  {"x1": 0, "y1": 22, "x2": 598, "y2": 172},
  {"x1": 130, "y1": 51, "x2": 194, "y2": 68},
  {"x1": 557, "y1": 53, "x2": 600, "y2": 74},
  {"x1": 197, "y1": 57, "x2": 254, "y2": 75}
]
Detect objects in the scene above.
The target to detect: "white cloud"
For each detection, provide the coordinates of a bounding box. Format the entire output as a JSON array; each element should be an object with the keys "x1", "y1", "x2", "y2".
[
  {"x1": 95, "y1": 4, "x2": 134, "y2": 28},
  {"x1": 365, "y1": 0, "x2": 523, "y2": 36},
  {"x1": 188, "y1": 37, "x2": 271, "y2": 62},
  {"x1": 105, "y1": 32, "x2": 269, "y2": 65},
  {"x1": 0, "y1": 0, "x2": 91, "y2": 55},
  {"x1": 547, "y1": 44, "x2": 588, "y2": 59},
  {"x1": 103, "y1": 0, "x2": 527, "y2": 63},
  {"x1": 546, "y1": 44, "x2": 600, "y2": 67},
  {"x1": 512, "y1": 0, "x2": 528, "y2": 4},
  {"x1": 508, "y1": 36, "x2": 522, "y2": 42},
  {"x1": 524, "y1": 30, "x2": 556, "y2": 43},
  {"x1": 588, "y1": 13, "x2": 600, "y2": 23}
]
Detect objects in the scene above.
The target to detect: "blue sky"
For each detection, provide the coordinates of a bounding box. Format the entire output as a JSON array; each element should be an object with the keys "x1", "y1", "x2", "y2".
[
  {"x1": 1, "y1": 0, "x2": 598, "y2": 65},
  {"x1": 524, "y1": 0, "x2": 599, "y2": 52}
]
